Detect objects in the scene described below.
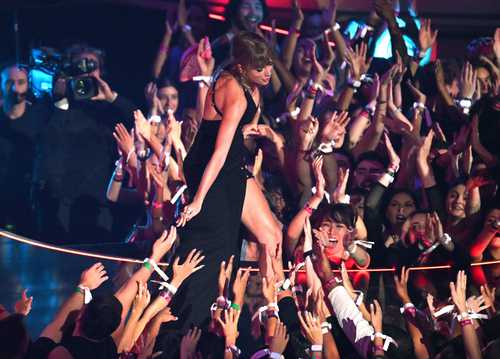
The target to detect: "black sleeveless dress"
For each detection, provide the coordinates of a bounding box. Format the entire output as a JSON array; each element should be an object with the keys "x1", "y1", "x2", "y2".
[{"x1": 170, "y1": 78, "x2": 257, "y2": 329}]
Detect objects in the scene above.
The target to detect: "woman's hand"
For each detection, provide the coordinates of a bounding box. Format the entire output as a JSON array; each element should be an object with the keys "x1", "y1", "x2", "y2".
[
  {"x1": 345, "y1": 42, "x2": 371, "y2": 80},
  {"x1": 460, "y1": 62, "x2": 478, "y2": 99},
  {"x1": 132, "y1": 281, "x2": 151, "y2": 315},
  {"x1": 311, "y1": 155, "x2": 325, "y2": 201},
  {"x1": 113, "y1": 123, "x2": 135, "y2": 156},
  {"x1": 134, "y1": 110, "x2": 152, "y2": 142},
  {"x1": 196, "y1": 37, "x2": 215, "y2": 77},
  {"x1": 180, "y1": 327, "x2": 202, "y2": 359},
  {"x1": 416, "y1": 129, "x2": 434, "y2": 165},
  {"x1": 151, "y1": 227, "x2": 178, "y2": 261},
  {"x1": 176, "y1": 199, "x2": 203, "y2": 227},
  {"x1": 171, "y1": 249, "x2": 205, "y2": 287},
  {"x1": 145, "y1": 82, "x2": 165, "y2": 116},
  {"x1": 418, "y1": 18, "x2": 438, "y2": 55},
  {"x1": 79, "y1": 262, "x2": 109, "y2": 290},
  {"x1": 262, "y1": 276, "x2": 277, "y2": 304},
  {"x1": 393, "y1": 266, "x2": 411, "y2": 304},
  {"x1": 217, "y1": 308, "x2": 240, "y2": 346},
  {"x1": 332, "y1": 167, "x2": 349, "y2": 204},
  {"x1": 449, "y1": 270, "x2": 468, "y2": 313},
  {"x1": 407, "y1": 80, "x2": 427, "y2": 105},
  {"x1": 218, "y1": 255, "x2": 234, "y2": 297},
  {"x1": 14, "y1": 289, "x2": 33, "y2": 316},
  {"x1": 369, "y1": 299, "x2": 383, "y2": 333},
  {"x1": 383, "y1": 132, "x2": 400, "y2": 169},
  {"x1": 298, "y1": 311, "x2": 323, "y2": 346},
  {"x1": 298, "y1": 116, "x2": 319, "y2": 151},
  {"x1": 269, "y1": 321, "x2": 289, "y2": 354},
  {"x1": 321, "y1": 111, "x2": 350, "y2": 146},
  {"x1": 233, "y1": 267, "x2": 251, "y2": 305}
]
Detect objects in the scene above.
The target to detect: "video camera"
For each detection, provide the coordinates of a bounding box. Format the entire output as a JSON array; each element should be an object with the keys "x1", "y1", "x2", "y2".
[{"x1": 29, "y1": 47, "x2": 98, "y2": 101}]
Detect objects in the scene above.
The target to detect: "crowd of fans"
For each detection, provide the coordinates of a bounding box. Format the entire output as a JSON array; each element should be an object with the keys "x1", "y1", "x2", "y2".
[{"x1": 1, "y1": 0, "x2": 499, "y2": 358}]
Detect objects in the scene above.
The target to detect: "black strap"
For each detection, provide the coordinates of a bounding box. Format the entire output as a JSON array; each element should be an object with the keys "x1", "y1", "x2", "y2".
[{"x1": 211, "y1": 77, "x2": 223, "y2": 117}]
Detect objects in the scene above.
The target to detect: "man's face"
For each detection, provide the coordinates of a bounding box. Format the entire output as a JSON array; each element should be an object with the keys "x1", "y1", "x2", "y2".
[
  {"x1": 353, "y1": 159, "x2": 384, "y2": 190},
  {"x1": 1, "y1": 66, "x2": 28, "y2": 104},
  {"x1": 238, "y1": 0, "x2": 264, "y2": 31}
]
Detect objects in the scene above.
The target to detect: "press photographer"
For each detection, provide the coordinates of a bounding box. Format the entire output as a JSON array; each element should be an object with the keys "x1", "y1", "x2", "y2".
[{"x1": 32, "y1": 43, "x2": 137, "y2": 244}]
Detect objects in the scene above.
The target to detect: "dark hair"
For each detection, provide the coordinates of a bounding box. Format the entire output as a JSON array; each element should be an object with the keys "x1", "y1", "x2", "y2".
[
  {"x1": 156, "y1": 78, "x2": 177, "y2": 91},
  {"x1": 312, "y1": 203, "x2": 356, "y2": 230},
  {"x1": 354, "y1": 151, "x2": 387, "y2": 169},
  {"x1": 225, "y1": 0, "x2": 269, "y2": 30},
  {"x1": 80, "y1": 294, "x2": 122, "y2": 340},
  {"x1": 0, "y1": 314, "x2": 29, "y2": 359},
  {"x1": 382, "y1": 189, "x2": 419, "y2": 214},
  {"x1": 230, "y1": 32, "x2": 272, "y2": 70}
]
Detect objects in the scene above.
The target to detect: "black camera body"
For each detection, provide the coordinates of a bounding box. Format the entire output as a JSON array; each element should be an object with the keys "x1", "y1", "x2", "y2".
[{"x1": 29, "y1": 47, "x2": 98, "y2": 101}]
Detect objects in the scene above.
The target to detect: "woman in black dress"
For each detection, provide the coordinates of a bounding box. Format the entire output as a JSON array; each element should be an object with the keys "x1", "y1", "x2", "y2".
[{"x1": 172, "y1": 32, "x2": 281, "y2": 328}]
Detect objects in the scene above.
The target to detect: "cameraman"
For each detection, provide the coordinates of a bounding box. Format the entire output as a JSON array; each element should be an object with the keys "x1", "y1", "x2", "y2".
[
  {"x1": 0, "y1": 63, "x2": 51, "y2": 236},
  {"x1": 33, "y1": 44, "x2": 136, "y2": 244}
]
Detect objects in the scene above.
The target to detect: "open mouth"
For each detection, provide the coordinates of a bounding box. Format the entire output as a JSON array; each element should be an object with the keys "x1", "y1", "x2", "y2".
[{"x1": 396, "y1": 215, "x2": 406, "y2": 223}]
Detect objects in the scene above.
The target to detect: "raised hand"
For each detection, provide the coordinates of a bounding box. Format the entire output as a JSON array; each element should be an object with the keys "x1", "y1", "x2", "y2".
[
  {"x1": 460, "y1": 62, "x2": 477, "y2": 99},
  {"x1": 383, "y1": 132, "x2": 400, "y2": 168},
  {"x1": 291, "y1": 0, "x2": 304, "y2": 30},
  {"x1": 218, "y1": 255, "x2": 235, "y2": 297},
  {"x1": 154, "y1": 306, "x2": 177, "y2": 324},
  {"x1": 151, "y1": 227, "x2": 177, "y2": 261},
  {"x1": 232, "y1": 267, "x2": 251, "y2": 305},
  {"x1": 134, "y1": 109, "x2": 152, "y2": 142},
  {"x1": 269, "y1": 320, "x2": 289, "y2": 354},
  {"x1": 418, "y1": 19, "x2": 438, "y2": 54},
  {"x1": 14, "y1": 289, "x2": 33, "y2": 316},
  {"x1": 340, "y1": 262, "x2": 356, "y2": 300},
  {"x1": 449, "y1": 270, "x2": 468, "y2": 313},
  {"x1": 262, "y1": 276, "x2": 277, "y2": 304},
  {"x1": 132, "y1": 281, "x2": 151, "y2": 314},
  {"x1": 298, "y1": 116, "x2": 319, "y2": 151},
  {"x1": 374, "y1": 0, "x2": 395, "y2": 22},
  {"x1": 144, "y1": 81, "x2": 164, "y2": 115},
  {"x1": 113, "y1": 123, "x2": 135, "y2": 156},
  {"x1": 177, "y1": 0, "x2": 188, "y2": 27},
  {"x1": 345, "y1": 42, "x2": 371, "y2": 80},
  {"x1": 311, "y1": 45, "x2": 327, "y2": 83},
  {"x1": 416, "y1": 129, "x2": 434, "y2": 164},
  {"x1": 393, "y1": 266, "x2": 411, "y2": 304},
  {"x1": 480, "y1": 284, "x2": 496, "y2": 313},
  {"x1": 217, "y1": 308, "x2": 240, "y2": 345},
  {"x1": 321, "y1": 111, "x2": 350, "y2": 145},
  {"x1": 79, "y1": 262, "x2": 108, "y2": 290},
  {"x1": 369, "y1": 299, "x2": 383, "y2": 332},
  {"x1": 171, "y1": 249, "x2": 205, "y2": 287},
  {"x1": 332, "y1": 167, "x2": 349, "y2": 204},
  {"x1": 196, "y1": 37, "x2": 215, "y2": 77},
  {"x1": 311, "y1": 155, "x2": 325, "y2": 201},
  {"x1": 406, "y1": 80, "x2": 427, "y2": 105},
  {"x1": 434, "y1": 60, "x2": 446, "y2": 88},
  {"x1": 180, "y1": 327, "x2": 202, "y2": 359},
  {"x1": 298, "y1": 311, "x2": 323, "y2": 345}
]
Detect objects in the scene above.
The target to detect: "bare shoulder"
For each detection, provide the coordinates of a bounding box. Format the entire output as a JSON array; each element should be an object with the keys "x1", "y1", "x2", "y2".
[
  {"x1": 48, "y1": 346, "x2": 74, "y2": 359},
  {"x1": 215, "y1": 72, "x2": 245, "y2": 100}
]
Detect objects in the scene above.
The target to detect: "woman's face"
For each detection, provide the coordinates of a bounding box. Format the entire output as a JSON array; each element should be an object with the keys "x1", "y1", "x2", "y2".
[
  {"x1": 385, "y1": 192, "x2": 417, "y2": 227},
  {"x1": 238, "y1": 0, "x2": 264, "y2": 31},
  {"x1": 246, "y1": 64, "x2": 273, "y2": 86},
  {"x1": 446, "y1": 184, "x2": 467, "y2": 219},
  {"x1": 476, "y1": 66, "x2": 492, "y2": 94},
  {"x1": 484, "y1": 209, "x2": 500, "y2": 230},
  {"x1": 292, "y1": 40, "x2": 315, "y2": 77},
  {"x1": 158, "y1": 86, "x2": 179, "y2": 113},
  {"x1": 317, "y1": 217, "x2": 349, "y2": 260}
]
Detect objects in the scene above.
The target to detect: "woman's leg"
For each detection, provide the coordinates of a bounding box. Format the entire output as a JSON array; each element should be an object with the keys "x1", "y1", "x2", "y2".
[{"x1": 241, "y1": 178, "x2": 282, "y2": 279}]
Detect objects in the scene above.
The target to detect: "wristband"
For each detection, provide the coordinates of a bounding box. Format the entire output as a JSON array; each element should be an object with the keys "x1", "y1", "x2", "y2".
[
  {"x1": 126, "y1": 148, "x2": 135, "y2": 164},
  {"x1": 290, "y1": 27, "x2": 301, "y2": 35},
  {"x1": 113, "y1": 177, "x2": 123, "y2": 183},
  {"x1": 321, "y1": 321, "x2": 332, "y2": 334},
  {"x1": 148, "y1": 115, "x2": 161, "y2": 124},
  {"x1": 303, "y1": 250, "x2": 313, "y2": 259},
  {"x1": 193, "y1": 75, "x2": 213, "y2": 86},
  {"x1": 226, "y1": 345, "x2": 241, "y2": 357},
  {"x1": 269, "y1": 352, "x2": 281, "y2": 359},
  {"x1": 276, "y1": 278, "x2": 291, "y2": 292},
  {"x1": 348, "y1": 79, "x2": 362, "y2": 91},
  {"x1": 76, "y1": 285, "x2": 93, "y2": 304},
  {"x1": 182, "y1": 24, "x2": 192, "y2": 33},
  {"x1": 152, "y1": 201, "x2": 163, "y2": 209},
  {"x1": 159, "y1": 289, "x2": 173, "y2": 303},
  {"x1": 143, "y1": 258, "x2": 170, "y2": 284},
  {"x1": 354, "y1": 291, "x2": 364, "y2": 306},
  {"x1": 371, "y1": 332, "x2": 398, "y2": 351},
  {"x1": 217, "y1": 296, "x2": 232, "y2": 310},
  {"x1": 304, "y1": 203, "x2": 315, "y2": 215},
  {"x1": 159, "y1": 43, "x2": 169, "y2": 53},
  {"x1": 413, "y1": 102, "x2": 426, "y2": 111},
  {"x1": 399, "y1": 302, "x2": 416, "y2": 315},
  {"x1": 230, "y1": 302, "x2": 241, "y2": 311},
  {"x1": 459, "y1": 318, "x2": 473, "y2": 327},
  {"x1": 310, "y1": 344, "x2": 323, "y2": 352}
]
